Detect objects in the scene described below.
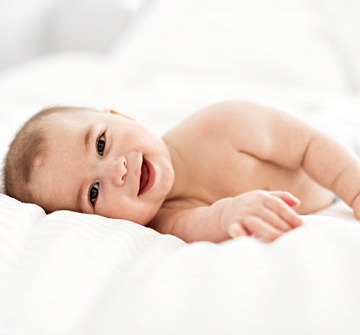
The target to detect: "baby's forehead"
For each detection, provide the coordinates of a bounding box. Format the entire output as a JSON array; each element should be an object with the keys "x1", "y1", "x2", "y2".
[
  {"x1": 42, "y1": 109, "x2": 101, "y2": 138},
  {"x1": 45, "y1": 108, "x2": 103, "y2": 127},
  {"x1": 50, "y1": 108, "x2": 100, "y2": 120}
]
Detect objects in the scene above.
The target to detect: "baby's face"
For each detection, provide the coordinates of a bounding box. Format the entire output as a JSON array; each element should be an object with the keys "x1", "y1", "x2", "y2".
[{"x1": 30, "y1": 109, "x2": 174, "y2": 225}]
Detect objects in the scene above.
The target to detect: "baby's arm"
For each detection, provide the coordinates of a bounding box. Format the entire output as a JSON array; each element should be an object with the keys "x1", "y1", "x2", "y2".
[
  {"x1": 150, "y1": 190, "x2": 302, "y2": 243},
  {"x1": 209, "y1": 100, "x2": 360, "y2": 218},
  {"x1": 299, "y1": 126, "x2": 360, "y2": 217}
]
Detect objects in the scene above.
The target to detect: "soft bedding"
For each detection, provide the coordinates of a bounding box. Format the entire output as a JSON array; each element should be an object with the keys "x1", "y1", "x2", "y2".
[
  {"x1": 1, "y1": 0, "x2": 360, "y2": 334},
  {"x1": 1, "y1": 194, "x2": 360, "y2": 334}
]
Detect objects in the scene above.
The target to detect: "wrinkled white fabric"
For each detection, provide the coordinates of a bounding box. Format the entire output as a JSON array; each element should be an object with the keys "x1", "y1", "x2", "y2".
[{"x1": 1, "y1": 194, "x2": 360, "y2": 335}]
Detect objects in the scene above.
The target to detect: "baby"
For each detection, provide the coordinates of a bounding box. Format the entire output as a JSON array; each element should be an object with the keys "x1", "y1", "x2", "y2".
[{"x1": 4, "y1": 100, "x2": 360, "y2": 243}]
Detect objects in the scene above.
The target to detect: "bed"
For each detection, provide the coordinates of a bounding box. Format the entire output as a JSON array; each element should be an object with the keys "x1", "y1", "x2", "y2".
[{"x1": 1, "y1": 1, "x2": 360, "y2": 334}]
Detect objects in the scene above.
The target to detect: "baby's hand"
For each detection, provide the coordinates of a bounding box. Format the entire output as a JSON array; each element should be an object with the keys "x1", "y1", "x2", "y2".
[{"x1": 220, "y1": 190, "x2": 303, "y2": 242}]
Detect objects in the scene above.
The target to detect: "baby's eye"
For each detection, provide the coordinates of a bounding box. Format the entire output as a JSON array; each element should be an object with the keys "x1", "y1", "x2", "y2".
[
  {"x1": 89, "y1": 183, "x2": 99, "y2": 205},
  {"x1": 97, "y1": 134, "x2": 106, "y2": 156}
]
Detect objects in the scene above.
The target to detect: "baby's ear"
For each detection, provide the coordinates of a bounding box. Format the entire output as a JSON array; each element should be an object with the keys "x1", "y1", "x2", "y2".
[{"x1": 105, "y1": 109, "x2": 133, "y2": 120}]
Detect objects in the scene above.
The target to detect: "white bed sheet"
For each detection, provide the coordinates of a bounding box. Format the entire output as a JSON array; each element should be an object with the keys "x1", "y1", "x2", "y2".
[
  {"x1": 1, "y1": 194, "x2": 360, "y2": 334},
  {"x1": 1, "y1": 0, "x2": 360, "y2": 334}
]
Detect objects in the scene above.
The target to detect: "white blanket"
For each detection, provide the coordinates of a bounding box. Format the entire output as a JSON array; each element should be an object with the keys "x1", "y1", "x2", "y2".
[
  {"x1": 1, "y1": 0, "x2": 360, "y2": 334},
  {"x1": 1, "y1": 194, "x2": 360, "y2": 334}
]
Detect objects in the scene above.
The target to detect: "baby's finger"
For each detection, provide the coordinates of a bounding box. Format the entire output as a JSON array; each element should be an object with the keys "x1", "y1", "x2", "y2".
[
  {"x1": 264, "y1": 195, "x2": 303, "y2": 228},
  {"x1": 228, "y1": 223, "x2": 249, "y2": 238},
  {"x1": 269, "y1": 191, "x2": 301, "y2": 208},
  {"x1": 241, "y1": 216, "x2": 283, "y2": 242},
  {"x1": 258, "y1": 208, "x2": 292, "y2": 232}
]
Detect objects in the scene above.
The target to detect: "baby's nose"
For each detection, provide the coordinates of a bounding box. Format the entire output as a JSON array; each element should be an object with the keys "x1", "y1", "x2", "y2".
[{"x1": 109, "y1": 156, "x2": 127, "y2": 187}]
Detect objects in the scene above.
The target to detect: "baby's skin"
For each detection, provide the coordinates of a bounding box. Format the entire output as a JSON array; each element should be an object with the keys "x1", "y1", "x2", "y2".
[{"x1": 28, "y1": 101, "x2": 360, "y2": 242}]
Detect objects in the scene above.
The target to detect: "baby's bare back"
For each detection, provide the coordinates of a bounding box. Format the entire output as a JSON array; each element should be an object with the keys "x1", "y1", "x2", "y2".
[{"x1": 162, "y1": 102, "x2": 334, "y2": 214}]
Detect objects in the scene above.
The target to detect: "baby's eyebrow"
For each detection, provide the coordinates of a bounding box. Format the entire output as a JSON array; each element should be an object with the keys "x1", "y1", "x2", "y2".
[{"x1": 84, "y1": 123, "x2": 95, "y2": 151}]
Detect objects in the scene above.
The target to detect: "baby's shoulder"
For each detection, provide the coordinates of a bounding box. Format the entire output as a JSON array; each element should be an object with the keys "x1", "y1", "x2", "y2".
[{"x1": 166, "y1": 100, "x2": 249, "y2": 138}]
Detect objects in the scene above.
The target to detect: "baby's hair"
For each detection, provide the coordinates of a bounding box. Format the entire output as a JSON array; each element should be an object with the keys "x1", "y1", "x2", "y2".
[{"x1": 3, "y1": 105, "x2": 96, "y2": 204}]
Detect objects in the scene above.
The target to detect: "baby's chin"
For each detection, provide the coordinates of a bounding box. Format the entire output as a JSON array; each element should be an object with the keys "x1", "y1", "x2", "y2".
[
  {"x1": 104, "y1": 203, "x2": 160, "y2": 226},
  {"x1": 133, "y1": 207, "x2": 160, "y2": 226}
]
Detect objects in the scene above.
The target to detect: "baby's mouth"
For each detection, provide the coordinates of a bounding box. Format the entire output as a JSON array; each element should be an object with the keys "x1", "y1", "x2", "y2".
[
  {"x1": 138, "y1": 158, "x2": 149, "y2": 195},
  {"x1": 138, "y1": 157, "x2": 156, "y2": 196}
]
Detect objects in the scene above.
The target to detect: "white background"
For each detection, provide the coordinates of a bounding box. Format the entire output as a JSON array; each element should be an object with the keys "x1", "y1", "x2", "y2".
[{"x1": 0, "y1": 0, "x2": 147, "y2": 72}]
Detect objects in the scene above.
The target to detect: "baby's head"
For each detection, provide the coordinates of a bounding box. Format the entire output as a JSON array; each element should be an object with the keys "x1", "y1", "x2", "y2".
[
  {"x1": 4, "y1": 106, "x2": 66, "y2": 203},
  {"x1": 4, "y1": 106, "x2": 174, "y2": 225}
]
